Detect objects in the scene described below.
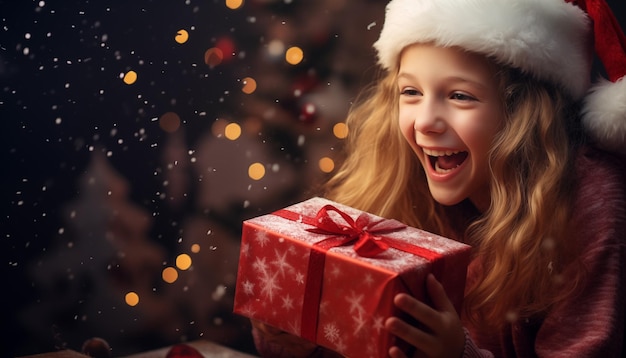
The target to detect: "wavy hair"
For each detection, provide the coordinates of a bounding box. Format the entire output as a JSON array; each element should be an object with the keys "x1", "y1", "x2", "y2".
[{"x1": 323, "y1": 62, "x2": 584, "y2": 329}]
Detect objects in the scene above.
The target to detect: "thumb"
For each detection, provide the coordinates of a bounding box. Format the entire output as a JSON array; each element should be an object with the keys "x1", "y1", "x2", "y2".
[{"x1": 426, "y1": 273, "x2": 454, "y2": 312}]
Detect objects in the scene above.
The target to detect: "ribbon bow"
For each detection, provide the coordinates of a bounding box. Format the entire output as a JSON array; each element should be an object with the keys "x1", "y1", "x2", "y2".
[{"x1": 307, "y1": 204, "x2": 407, "y2": 257}]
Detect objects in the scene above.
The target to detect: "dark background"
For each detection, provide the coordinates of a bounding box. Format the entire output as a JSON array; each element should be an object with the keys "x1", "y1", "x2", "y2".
[{"x1": 1, "y1": 0, "x2": 624, "y2": 357}]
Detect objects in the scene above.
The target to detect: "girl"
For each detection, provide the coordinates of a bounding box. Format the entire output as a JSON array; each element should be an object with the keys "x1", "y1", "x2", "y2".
[{"x1": 252, "y1": 0, "x2": 626, "y2": 356}]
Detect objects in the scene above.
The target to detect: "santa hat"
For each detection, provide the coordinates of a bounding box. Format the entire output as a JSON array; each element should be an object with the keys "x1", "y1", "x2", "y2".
[{"x1": 373, "y1": 0, "x2": 626, "y2": 153}]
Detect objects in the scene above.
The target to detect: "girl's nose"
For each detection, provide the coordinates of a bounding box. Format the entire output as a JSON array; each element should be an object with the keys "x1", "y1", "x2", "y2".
[{"x1": 413, "y1": 98, "x2": 446, "y2": 135}]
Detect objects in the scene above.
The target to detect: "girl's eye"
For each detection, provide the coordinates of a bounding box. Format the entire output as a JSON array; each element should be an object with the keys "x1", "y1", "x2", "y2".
[
  {"x1": 450, "y1": 92, "x2": 476, "y2": 101},
  {"x1": 400, "y1": 88, "x2": 421, "y2": 96}
]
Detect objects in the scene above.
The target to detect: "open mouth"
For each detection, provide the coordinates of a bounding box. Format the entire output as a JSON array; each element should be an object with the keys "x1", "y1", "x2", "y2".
[{"x1": 424, "y1": 148, "x2": 468, "y2": 173}]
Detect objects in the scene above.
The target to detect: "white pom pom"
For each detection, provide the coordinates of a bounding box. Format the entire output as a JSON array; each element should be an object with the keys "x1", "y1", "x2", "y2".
[{"x1": 582, "y1": 77, "x2": 626, "y2": 153}]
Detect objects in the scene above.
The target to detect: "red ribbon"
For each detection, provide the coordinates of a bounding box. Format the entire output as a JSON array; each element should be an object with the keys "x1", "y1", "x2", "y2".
[{"x1": 273, "y1": 204, "x2": 444, "y2": 342}]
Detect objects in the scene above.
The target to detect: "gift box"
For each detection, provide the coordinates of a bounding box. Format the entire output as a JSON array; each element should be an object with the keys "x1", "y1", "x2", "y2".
[{"x1": 233, "y1": 197, "x2": 471, "y2": 357}]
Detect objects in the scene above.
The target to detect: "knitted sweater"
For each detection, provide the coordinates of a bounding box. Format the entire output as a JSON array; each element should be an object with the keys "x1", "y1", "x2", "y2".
[
  {"x1": 251, "y1": 147, "x2": 626, "y2": 357},
  {"x1": 463, "y1": 147, "x2": 626, "y2": 357}
]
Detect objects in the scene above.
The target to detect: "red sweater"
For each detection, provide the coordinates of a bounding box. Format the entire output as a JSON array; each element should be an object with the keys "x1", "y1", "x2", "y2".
[
  {"x1": 463, "y1": 148, "x2": 626, "y2": 357},
  {"x1": 251, "y1": 147, "x2": 626, "y2": 357}
]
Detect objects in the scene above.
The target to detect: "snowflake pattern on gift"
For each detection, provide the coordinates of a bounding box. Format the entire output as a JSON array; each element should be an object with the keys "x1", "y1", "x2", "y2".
[{"x1": 323, "y1": 322, "x2": 341, "y2": 344}]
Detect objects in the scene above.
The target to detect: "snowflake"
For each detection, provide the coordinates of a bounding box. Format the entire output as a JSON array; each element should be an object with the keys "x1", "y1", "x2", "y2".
[
  {"x1": 329, "y1": 263, "x2": 342, "y2": 278},
  {"x1": 346, "y1": 291, "x2": 365, "y2": 316},
  {"x1": 255, "y1": 230, "x2": 271, "y2": 247},
  {"x1": 363, "y1": 273, "x2": 374, "y2": 286},
  {"x1": 323, "y1": 322, "x2": 341, "y2": 343},
  {"x1": 352, "y1": 311, "x2": 368, "y2": 335},
  {"x1": 281, "y1": 294, "x2": 294, "y2": 310},
  {"x1": 238, "y1": 304, "x2": 256, "y2": 317},
  {"x1": 287, "y1": 319, "x2": 301, "y2": 335},
  {"x1": 241, "y1": 242, "x2": 251, "y2": 257},
  {"x1": 372, "y1": 315, "x2": 385, "y2": 334},
  {"x1": 271, "y1": 248, "x2": 293, "y2": 277},
  {"x1": 242, "y1": 280, "x2": 255, "y2": 296},
  {"x1": 259, "y1": 270, "x2": 282, "y2": 302},
  {"x1": 252, "y1": 256, "x2": 269, "y2": 276},
  {"x1": 294, "y1": 271, "x2": 305, "y2": 285}
]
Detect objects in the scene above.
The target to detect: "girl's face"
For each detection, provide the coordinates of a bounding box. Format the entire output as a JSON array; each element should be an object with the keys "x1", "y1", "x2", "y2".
[{"x1": 397, "y1": 44, "x2": 503, "y2": 212}]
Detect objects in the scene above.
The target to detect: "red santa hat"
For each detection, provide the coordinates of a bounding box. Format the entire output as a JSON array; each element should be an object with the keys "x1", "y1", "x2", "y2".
[{"x1": 373, "y1": 0, "x2": 626, "y2": 153}]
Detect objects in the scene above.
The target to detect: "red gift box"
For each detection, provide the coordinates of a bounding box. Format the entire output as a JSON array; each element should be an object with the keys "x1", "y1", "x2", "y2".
[{"x1": 233, "y1": 197, "x2": 471, "y2": 357}]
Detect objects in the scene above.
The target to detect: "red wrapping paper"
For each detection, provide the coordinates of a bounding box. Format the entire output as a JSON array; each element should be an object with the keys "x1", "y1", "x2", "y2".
[{"x1": 233, "y1": 197, "x2": 471, "y2": 357}]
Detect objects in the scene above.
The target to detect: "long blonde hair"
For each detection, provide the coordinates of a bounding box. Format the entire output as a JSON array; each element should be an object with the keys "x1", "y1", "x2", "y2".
[{"x1": 323, "y1": 63, "x2": 584, "y2": 329}]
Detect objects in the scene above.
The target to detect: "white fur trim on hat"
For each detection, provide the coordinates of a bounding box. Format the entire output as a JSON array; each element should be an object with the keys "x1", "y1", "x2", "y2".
[
  {"x1": 582, "y1": 77, "x2": 626, "y2": 153},
  {"x1": 374, "y1": 0, "x2": 591, "y2": 99}
]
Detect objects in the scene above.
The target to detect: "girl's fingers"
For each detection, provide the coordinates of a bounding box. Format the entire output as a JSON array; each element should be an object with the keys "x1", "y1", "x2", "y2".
[
  {"x1": 425, "y1": 274, "x2": 455, "y2": 312},
  {"x1": 385, "y1": 316, "x2": 434, "y2": 349}
]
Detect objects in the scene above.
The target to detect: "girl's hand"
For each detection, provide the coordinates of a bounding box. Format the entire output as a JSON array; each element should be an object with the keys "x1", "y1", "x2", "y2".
[{"x1": 384, "y1": 274, "x2": 465, "y2": 358}]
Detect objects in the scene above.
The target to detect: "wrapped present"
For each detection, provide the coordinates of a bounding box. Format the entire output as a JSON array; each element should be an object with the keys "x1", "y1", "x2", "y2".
[{"x1": 233, "y1": 197, "x2": 471, "y2": 357}]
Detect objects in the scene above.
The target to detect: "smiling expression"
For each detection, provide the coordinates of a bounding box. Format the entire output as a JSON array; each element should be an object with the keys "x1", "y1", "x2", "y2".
[{"x1": 397, "y1": 44, "x2": 503, "y2": 212}]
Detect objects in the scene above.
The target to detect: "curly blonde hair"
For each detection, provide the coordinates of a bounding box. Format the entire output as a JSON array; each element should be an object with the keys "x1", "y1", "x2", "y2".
[{"x1": 323, "y1": 63, "x2": 584, "y2": 329}]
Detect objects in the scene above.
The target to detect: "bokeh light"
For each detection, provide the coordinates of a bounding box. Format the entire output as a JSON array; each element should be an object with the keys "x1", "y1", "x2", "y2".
[
  {"x1": 225, "y1": 0, "x2": 244, "y2": 10},
  {"x1": 191, "y1": 244, "x2": 201, "y2": 253},
  {"x1": 159, "y1": 112, "x2": 181, "y2": 133},
  {"x1": 285, "y1": 46, "x2": 304, "y2": 65},
  {"x1": 225, "y1": 122, "x2": 242, "y2": 140},
  {"x1": 204, "y1": 47, "x2": 224, "y2": 67},
  {"x1": 125, "y1": 292, "x2": 140, "y2": 307},
  {"x1": 248, "y1": 162, "x2": 266, "y2": 180},
  {"x1": 122, "y1": 70, "x2": 137, "y2": 85},
  {"x1": 241, "y1": 77, "x2": 257, "y2": 94},
  {"x1": 175, "y1": 29, "x2": 189, "y2": 44},
  {"x1": 162, "y1": 267, "x2": 178, "y2": 284},
  {"x1": 176, "y1": 254, "x2": 192, "y2": 271},
  {"x1": 319, "y1": 157, "x2": 335, "y2": 173}
]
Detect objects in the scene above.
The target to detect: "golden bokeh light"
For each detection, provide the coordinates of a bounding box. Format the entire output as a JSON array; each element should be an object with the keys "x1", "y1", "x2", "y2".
[
  {"x1": 225, "y1": 122, "x2": 242, "y2": 140},
  {"x1": 225, "y1": 0, "x2": 244, "y2": 10},
  {"x1": 175, "y1": 29, "x2": 189, "y2": 44},
  {"x1": 159, "y1": 112, "x2": 181, "y2": 133},
  {"x1": 191, "y1": 244, "x2": 201, "y2": 253},
  {"x1": 319, "y1": 157, "x2": 335, "y2": 173},
  {"x1": 123, "y1": 70, "x2": 137, "y2": 85},
  {"x1": 333, "y1": 122, "x2": 349, "y2": 139},
  {"x1": 176, "y1": 253, "x2": 192, "y2": 271},
  {"x1": 285, "y1": 46, "x2": 304, "y2": 65},
  {"x1": 241, "y1": 77, "x2": 257, "y2": 94},
  {"x1": 248, "y1": 162, "x2": 266, "y2": 180},
  {"x1": 125, "y1": 291, "x2": 139, "y2": 307},
  {"x1": 162, "y1": 267, "x2": 178, "y2": 284},
  {"x1": 204, "y1": 47, "x2": 224, "y2": 67}
]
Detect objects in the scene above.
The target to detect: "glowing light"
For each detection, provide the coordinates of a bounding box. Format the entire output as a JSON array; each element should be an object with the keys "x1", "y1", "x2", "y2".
[
  {"x1": 285, "y1": 46, "x2": 304, "y2": 65},
  {"x1": 204, "y1": 47, "x2": 224, "y2": 67},
  {"x1": 241, "y1": 77, "x2": 257, "y2": 94},
  {"x1": 175, "y1": 29, "x2": 189, "y2": 44},
  {"x1": 123, "y1": 70, "x2": 137, "y2": 85},
  {"x1": 159, "y1": 112, "x2": 181, "y2": 133},
  {"x1": 248, "y1": 162, "x2": 266, "y2": 180},
  {"x1": 162, "y1": 267, "x2": 178, "y2": 283},
  {"x1": 267, "y1": 39, "x2": 285, "y2": 58},
  {"x1": 225, "y1": 122, "x2": 242, "y2": 140},
  {"x1": 333, "y1": 122, "x2": 349, "y2": 139},
  {"x1": 125, "y1": 292, "x2": 139, "y2": 306},
  {"x1": 225, "y1": 0, "x2": 244, "y2": 10},
  {"x1": 191, "y1": 244, "x2": 201, "y2": 253},
  {"x1": 319, "y1": 157, "x2": 335, "y2": 173},
  {"x1": 176, "y1": 254, "x2": 192, "y2": 271}
]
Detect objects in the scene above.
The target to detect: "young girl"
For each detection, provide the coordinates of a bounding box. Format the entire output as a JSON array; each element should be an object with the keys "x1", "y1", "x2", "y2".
[{"x1": 251, "y1": 0, "x2": 626, "y2": 356}]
